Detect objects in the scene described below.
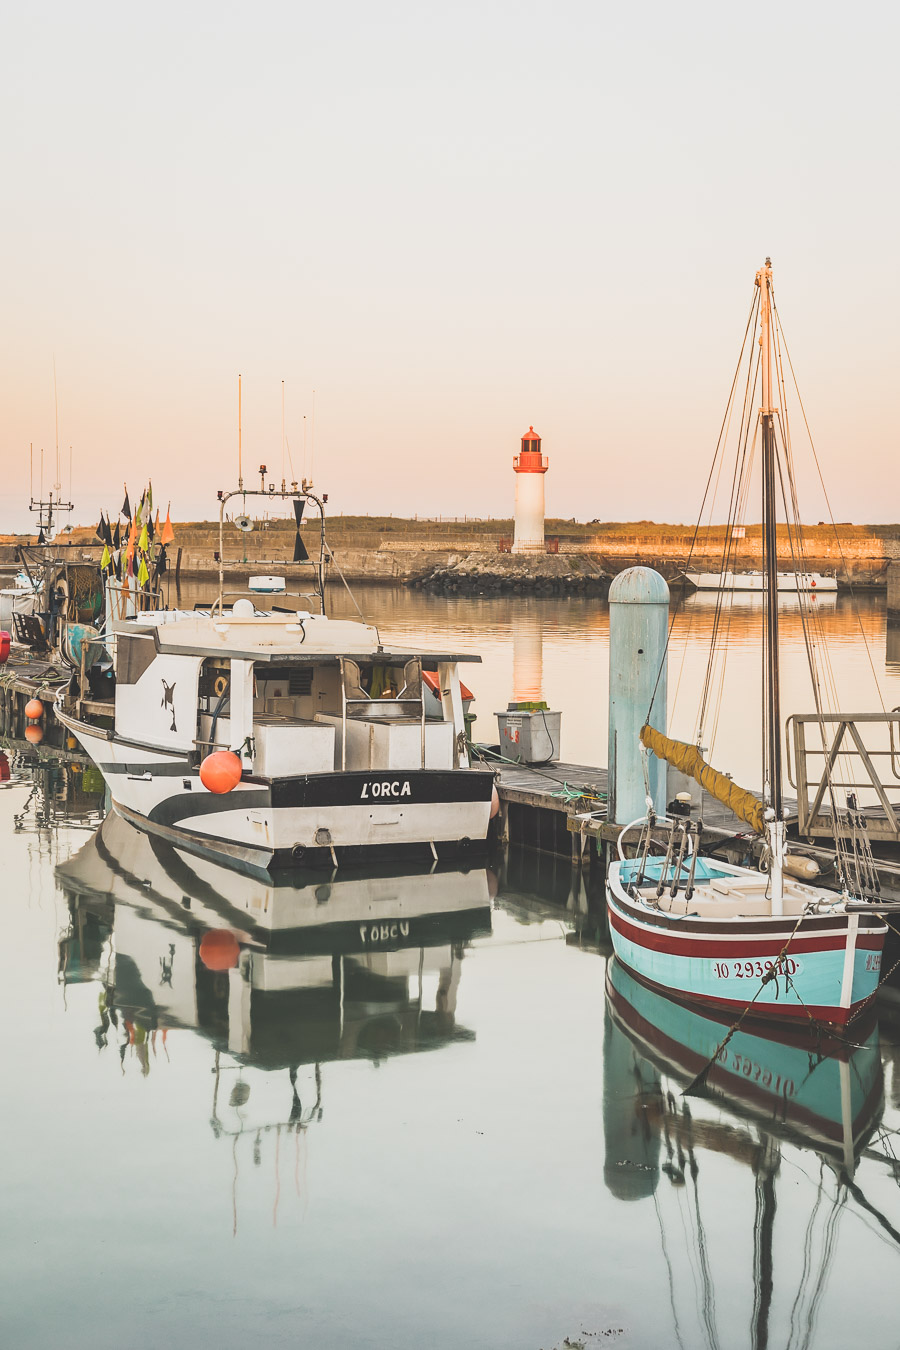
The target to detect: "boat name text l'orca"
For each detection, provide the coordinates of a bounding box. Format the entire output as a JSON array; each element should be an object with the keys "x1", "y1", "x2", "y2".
[{"x1": 360, "y1": 779, "x2": 412, "y2": 800}]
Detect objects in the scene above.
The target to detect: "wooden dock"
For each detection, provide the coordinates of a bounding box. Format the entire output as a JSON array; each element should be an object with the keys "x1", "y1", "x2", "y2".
[{"x1": 493, "y1": 756, "x2": 797, "y2": 864}]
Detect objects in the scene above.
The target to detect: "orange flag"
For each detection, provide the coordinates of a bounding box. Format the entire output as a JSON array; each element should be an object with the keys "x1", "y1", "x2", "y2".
[{"x1": 161, "y1": 504, "x2": 175, "y2": 546}]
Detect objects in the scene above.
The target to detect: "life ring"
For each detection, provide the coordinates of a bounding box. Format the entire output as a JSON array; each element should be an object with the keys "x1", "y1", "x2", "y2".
[{"x1": 213, "y1": 674, "x2": 229, "y2": 698}]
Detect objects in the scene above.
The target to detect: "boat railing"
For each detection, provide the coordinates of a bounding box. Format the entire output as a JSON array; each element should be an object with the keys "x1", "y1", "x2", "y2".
[{"x1": 787, "y1": 711, "x2": 900, "y2": 841}]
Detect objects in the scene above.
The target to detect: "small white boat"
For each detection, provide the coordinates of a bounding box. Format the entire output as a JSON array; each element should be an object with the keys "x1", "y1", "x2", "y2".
[
  {"x1": 684, "y1": 569, "x2": 837, "y2": 592},
  {"x1": 56, "y1": 487, "x2": 494, "y2": 875}
]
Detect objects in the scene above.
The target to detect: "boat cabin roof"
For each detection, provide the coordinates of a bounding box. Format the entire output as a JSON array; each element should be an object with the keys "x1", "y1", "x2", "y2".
[{"x1": 114, "y1": 610, "x2": 481, "y2": 664}]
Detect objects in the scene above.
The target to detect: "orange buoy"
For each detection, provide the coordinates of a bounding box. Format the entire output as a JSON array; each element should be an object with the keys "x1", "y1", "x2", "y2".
[
  {"x1": 24, "y1": 698, "x2": 44, "y2": 721},
  {"x1": 199, "y1": 928, "x2": 241, "y2": 971},
  {"x1": 199, "y1": 749, "x2": 243, "y2": 794},
  {"x1": 24, "y1": 724, "x2": 44, "y2": 744}
]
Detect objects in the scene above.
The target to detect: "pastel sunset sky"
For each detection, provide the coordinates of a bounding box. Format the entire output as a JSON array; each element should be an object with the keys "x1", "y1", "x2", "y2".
[{"x1": 1, "y1": 1, "x2": 896, "y2": 532}]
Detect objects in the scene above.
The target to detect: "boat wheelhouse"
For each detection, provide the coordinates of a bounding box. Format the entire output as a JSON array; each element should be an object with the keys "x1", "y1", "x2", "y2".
[{"x1": 57, "y1": 603, "x2": 493, "y2": 874}]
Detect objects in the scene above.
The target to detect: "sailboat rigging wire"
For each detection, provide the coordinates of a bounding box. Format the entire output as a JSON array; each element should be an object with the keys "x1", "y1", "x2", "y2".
[
  {"x1": 774, "y1": 448, "x2": 850, "y2": 883},
  {"x1": 772, "y1": 305, "x2": 887, "y2": 718},
  {"x1": 785, "y1": 1167, "x2": 826, "y2": 1350},
  {"x1": 653, "y1": 1191, "x2": 689, "y2": 1350},
  {"x1": 696, "y1": 352, "x2": 761, "y2": 751},
  {"x1": 645, "y1": 288, "x2": 761, "y2": 726}
]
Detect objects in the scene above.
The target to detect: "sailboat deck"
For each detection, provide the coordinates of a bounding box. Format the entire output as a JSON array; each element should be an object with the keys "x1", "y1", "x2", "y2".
[{"x1": 640, "y1": 879, "x2": 829, "y2": 920}]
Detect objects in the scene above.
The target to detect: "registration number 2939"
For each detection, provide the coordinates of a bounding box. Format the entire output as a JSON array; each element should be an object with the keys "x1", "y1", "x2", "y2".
[{"x1": 712, "y1": 957, "x2": 800, "y2": 980}]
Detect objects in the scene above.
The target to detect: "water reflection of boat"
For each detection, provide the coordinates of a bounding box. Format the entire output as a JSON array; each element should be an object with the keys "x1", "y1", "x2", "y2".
[
  {"x1": 603, "y1": 956, "x2": 890, "y2": 1347},
  {"x1": 56, "y1": 810, "x2": 492, "y2": 1071},
  {"x1": 606, "y1": 958, "x2": 882, "y2": 1168}
]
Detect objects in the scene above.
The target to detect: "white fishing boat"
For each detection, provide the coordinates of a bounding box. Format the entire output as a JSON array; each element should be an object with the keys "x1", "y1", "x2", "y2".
[
  {"x1": 684, "y1": 568, "x2": 837, "y2": 593},
  {"x1": 56, "y1": 486, "x2": 495, "y2": 875},
  {"x1": 606, "y1": 260, "x2": 887, "y2": 1028}
]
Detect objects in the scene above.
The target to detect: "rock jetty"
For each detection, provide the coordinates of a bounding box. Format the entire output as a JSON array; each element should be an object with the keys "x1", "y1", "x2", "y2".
[{"x1": 409, "y1": 551, "x2": 610, "y2": 596}]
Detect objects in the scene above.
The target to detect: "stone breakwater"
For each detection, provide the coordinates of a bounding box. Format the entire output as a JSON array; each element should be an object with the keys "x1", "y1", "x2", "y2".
[{"x1": 409, "y1": 552, "x2": 610, "y2": 595}]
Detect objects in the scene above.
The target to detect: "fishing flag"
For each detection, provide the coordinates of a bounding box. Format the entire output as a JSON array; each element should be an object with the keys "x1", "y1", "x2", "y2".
[
  {"x1": 100, "y1": 544, "x2": 111, "y2": 571},
  {"x1": 122, "y1": 486, "x2": 131, "y2": 520},
  {"x1": 113, "y1": 519, "x2": 121, "y2": 550},
  {"x1": 161, "y1": 505, "x2": 175, "y2": 546},
  {"x1": 138, "y1": 556, "x2": 150, "y2": 587},
  {"x1": 95, "y1": 513, "x2": 106, "y2": 544},
  {"x1": 139, "y1": 523, "x2": 149, "y2": 554},
  {"x1": 292, "y1": 496, "x2": 308, "y2": 561},
  {"x1": 150, "y1": 508, "x2": 159, "y2": 541}
]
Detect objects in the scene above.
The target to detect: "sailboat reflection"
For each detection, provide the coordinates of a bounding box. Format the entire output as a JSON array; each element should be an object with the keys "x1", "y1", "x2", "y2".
[
  {"x1": 57, "y1": 811, "x2": 492, "y2": 1115},
  {"x1": 604, "y1": 957, "x2": 888, "y2": 1346}
]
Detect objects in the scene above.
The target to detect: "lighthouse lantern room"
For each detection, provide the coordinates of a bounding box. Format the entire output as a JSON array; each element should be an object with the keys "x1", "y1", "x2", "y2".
[{"x1": 512, "y1": 426, "x2": 548, "y2": 554}]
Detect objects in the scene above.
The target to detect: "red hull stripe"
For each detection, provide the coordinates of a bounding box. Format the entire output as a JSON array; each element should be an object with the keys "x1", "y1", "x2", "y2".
[{"x1": 609, "y1": 903, "x2": 884, "y2": 960}]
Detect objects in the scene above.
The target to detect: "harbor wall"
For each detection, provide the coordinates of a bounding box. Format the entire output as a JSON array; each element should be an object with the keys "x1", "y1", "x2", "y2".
[{"x1": 3, "y1": 519, "x2": 900, "y2": 588}]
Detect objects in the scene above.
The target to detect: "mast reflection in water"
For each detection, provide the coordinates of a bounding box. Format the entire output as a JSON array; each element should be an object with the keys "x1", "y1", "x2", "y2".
[{"x1": 604, "y1": 957, "x2": 889, "y2": 1348}]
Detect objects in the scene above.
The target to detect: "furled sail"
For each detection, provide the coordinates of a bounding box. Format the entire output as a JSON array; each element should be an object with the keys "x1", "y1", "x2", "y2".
[{"x1": 640, "y1": 724, "x2": 766, "y2": 835}]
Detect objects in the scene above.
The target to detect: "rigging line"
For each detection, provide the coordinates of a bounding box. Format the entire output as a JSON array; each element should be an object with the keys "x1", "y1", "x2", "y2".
[
  {"x1": 796, "y1": 1186, "x2": 847, "y2": 1350},
  {"x1": 773, "y1": 305, "x2": 887, "y2": 716},
  {"x1": 785, "y1": 1164, "x2": 826, "y2": 1350},
  {"x1": 653, "y1": 1191, "x2": 688, "y2": 1350},
  {"x1": 775, "y1": 451, "x2": 848, "y2": 872},
  {"x1": 698, "y1": 355, "x2": 760, "y2": 747},
  {"x1": 646, "y1": 286, "x2": 761, "y2": 726},
  {"x1": 688, "y1": 1147, "x2": 721, "y2": 1350}
]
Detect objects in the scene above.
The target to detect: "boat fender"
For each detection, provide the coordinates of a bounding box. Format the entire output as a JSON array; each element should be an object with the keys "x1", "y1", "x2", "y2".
[
  {"x1": 0, "y1": 631, "x2": 9, "y2": 665},
  {"x1": 213, "y1": 674, "x2": 229, "y2": 698},
  {"x1": 199, "y1": 749, "x2": 243, "y2": 794},
  {"x1": 24, "y1": 697, "x2": 44, "y2": 721},
  {"x1": 490, "y1": 784, "x2": 500, "y2": 819},
  {"x1": 783, "y1": 854, "x2": 821, "y2": 882},
  {"x1": 199, "y1": 929, "x2": 241, "y2": 970}
]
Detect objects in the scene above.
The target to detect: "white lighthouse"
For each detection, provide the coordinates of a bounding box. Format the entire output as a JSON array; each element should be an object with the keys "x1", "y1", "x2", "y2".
[{"x1": 512, "y1": 425, "x2": 548, "y2": 554}]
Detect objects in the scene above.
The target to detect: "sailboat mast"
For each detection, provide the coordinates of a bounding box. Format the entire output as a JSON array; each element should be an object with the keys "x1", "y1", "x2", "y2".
[{"x1": 758, "y1": 258, "x2": 782, "y2": 817}]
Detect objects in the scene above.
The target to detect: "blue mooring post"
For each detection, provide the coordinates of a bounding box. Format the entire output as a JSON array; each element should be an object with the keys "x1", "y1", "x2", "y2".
[{"x1": 608, "y1": 567, "x2": 669, "y2": 825}]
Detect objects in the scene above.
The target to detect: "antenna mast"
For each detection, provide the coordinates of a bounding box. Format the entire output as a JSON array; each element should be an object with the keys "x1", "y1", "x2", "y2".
[{"x1": 757, "y1": 257, "x2": 782, "y2": 819}]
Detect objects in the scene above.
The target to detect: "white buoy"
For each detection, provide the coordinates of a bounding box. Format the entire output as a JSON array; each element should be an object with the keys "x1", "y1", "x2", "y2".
[{"x1": 608, "y1": 567, "x2": 669, "y2": 825}]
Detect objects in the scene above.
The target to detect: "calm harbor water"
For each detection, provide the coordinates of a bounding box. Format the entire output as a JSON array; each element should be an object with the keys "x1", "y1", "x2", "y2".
[{"x1": 4, "y1": 587, "x2": 900, "y2": 1349}]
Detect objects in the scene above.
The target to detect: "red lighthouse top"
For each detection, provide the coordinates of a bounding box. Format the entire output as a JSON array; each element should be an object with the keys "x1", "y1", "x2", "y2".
[{"x1": 514, "y1": 426, "x2": 548, "y2": 474}]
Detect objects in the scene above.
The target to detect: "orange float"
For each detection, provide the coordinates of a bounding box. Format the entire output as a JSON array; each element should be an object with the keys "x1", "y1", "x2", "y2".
[
  {"x1": 25, "y1": 724, "x2": 44, "y2": 744},
  {"x1": 199, "y1": 929, "x2": 241, "y2": 971},
  {"x1": 24, "y1": 698, "x2": 44, "y2": 721},
  {"x1": 199, "y1": 749, "x2": 243, "y2": 794}
]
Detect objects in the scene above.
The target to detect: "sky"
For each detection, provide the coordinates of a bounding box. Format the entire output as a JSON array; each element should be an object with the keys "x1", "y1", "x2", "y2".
[{"x1": 1, "y1": 1, "x2": 897, "y2": 532}]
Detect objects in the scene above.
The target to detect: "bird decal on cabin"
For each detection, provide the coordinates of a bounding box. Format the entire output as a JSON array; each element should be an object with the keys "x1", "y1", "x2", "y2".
[{"x1": 161, "y1": 678, "x2": 177, "y2": 732}]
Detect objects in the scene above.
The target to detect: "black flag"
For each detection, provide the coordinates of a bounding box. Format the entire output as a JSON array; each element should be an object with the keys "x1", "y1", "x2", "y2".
[
  {"x1": 292, "y1": 496, "x2": 308, "y2": 561},
  {"x1": 95, "y1": 513, "x2": 106, "y2": 544},
  {"x1": 122, "y1": 487, "x2": 131, "y2": 520},
  {"x1": 113, "y1": 520, "x2": 122, "y2": 550}
]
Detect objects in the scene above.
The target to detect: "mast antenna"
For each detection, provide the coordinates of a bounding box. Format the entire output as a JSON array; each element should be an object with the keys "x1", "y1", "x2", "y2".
[
  {"x1": 281, "y1": 379, "x2": 286, "y2": 492},
  {"x1": 238, "y1": 374, "x2": 243, "y2": 491}
]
